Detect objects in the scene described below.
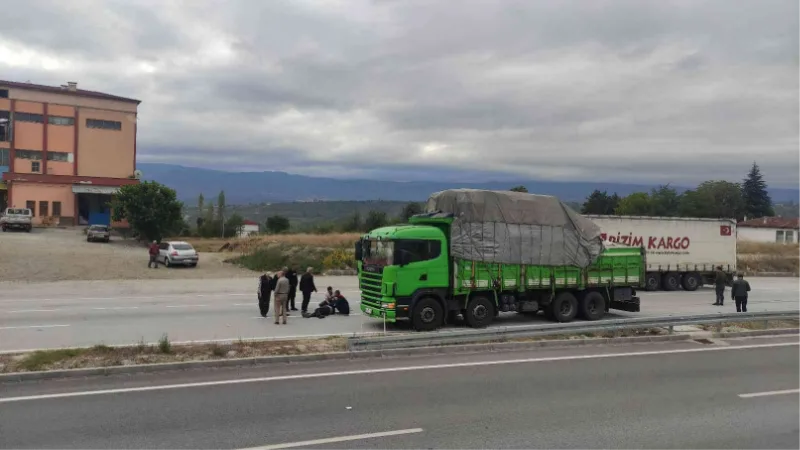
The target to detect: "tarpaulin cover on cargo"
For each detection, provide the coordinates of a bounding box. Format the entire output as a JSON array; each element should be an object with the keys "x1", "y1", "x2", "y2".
[{"x1": 425, "y1": 189, "x2": 604, "y2": 268}]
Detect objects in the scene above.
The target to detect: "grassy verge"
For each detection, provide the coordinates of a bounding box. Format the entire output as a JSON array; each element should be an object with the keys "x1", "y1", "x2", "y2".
[
  {"x1": 698, "y1": 319, "x2": 800, "y2": 332},
  {"x1": 181, "y1": 233, "x2": 360, "y2": 253}
]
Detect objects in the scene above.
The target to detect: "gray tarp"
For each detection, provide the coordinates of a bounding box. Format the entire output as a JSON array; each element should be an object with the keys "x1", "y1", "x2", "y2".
[{"x1": 425, "y1": 189, "x2": 604, "y2": 268}]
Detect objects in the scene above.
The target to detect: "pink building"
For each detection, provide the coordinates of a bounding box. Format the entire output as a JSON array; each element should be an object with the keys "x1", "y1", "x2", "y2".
[{"x1": 0, "y1": 80, "x2": 140, "y2": 226}]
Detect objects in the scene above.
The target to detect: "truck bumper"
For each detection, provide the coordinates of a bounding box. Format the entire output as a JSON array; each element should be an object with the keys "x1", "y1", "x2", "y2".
[{"x1": 360, "y1": 303, "x2": 398, "y2": 322}]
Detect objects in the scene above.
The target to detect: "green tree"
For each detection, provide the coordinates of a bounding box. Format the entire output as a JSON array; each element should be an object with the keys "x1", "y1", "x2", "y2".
[
  {"x1": 111, "y1": 181, "x2": 183, "y2": 242},
  {"x1": 340, "y1": 211, "x2": 362, "y2": 232},
  {"x1": 364, "y1": 210, "x2": 388, "y2": 230},
  {"x1": 196, "y1": 194, "x2": 205, "y2": 229},
  {"x1": 581, "y1": 190, "x2": 620, "y2": 215},
  {"x1": 224, "y1": 213, "x2": 245, "y2": 238},
  {"x1": 648, "y1": 185, "x2": 682, "y2": 217},
  {"x1": 742, "y1": 162, "x2": 774, "y2": 219},
  {"x1": 615, "y1": 192, "x2": 652, "y2": 216},
  {"x1": 679, "y1": 180, "x2": 745, "y2": 219},
  {"x1": 509, "y1": 185, "x2": 528, "y2": 193},
  {"x1": 265, "y1": 215, "x2": 290, "y2": 234},
  {"x1": 216, "y1": 190, "x2": 226, "y2": 221},
  {"x1": 400, "y1": 202, "x2": 423, "y2": 221}
]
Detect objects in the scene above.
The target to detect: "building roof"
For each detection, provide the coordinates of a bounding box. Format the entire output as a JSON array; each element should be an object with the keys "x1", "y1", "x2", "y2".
[
  {"x1": 738, "y1": 217, "x2": 799, "y2": 229},
  {"x1": 243, "y1": 220, "x2": 259, "y2": 226},
  {"x1": 0, "y1": 80, "x2": 141, "y2": 104}
]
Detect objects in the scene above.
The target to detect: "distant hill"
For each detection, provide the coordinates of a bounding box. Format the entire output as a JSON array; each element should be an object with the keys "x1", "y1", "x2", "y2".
[{"x1": 138, "y1": 163, "x2": 800, "y2": 205}]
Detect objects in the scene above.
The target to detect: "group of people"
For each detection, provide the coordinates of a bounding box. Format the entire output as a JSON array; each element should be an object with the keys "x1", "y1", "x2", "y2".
[
  {"x1": 257, "y1": 266, "x2": 350, "y2": 325},
  {"x1": 713, "y1": 266, "x2": 752, "y2": 312}
]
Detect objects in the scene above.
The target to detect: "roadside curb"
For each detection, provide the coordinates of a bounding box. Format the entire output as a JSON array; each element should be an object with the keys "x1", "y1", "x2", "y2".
[
  {"x1": 0, "y1": 334, "x2": 691, "y2": 383},
  {"x1": 712, "y1": 327, "x2": 799, "y2": 338}
]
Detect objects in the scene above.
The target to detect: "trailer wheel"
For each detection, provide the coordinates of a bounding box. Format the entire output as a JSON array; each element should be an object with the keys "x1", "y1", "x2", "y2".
[
  {"x1": 645, "y1": 272, "x2": 661, "y2": 291},
  {"x1": 681, "y1": 272, "x2": 702, "y2": 291},
  {"x1": 412, "y1": 297, "x2": 444, "y2": 331},
  {"x1": 465, "y1": 296, "x2": 494, "y2": 328},
  {"x1": 579, "y1": 291, "x2": 606, "y2": 321},
  {"x1": 662, "y1": 272, "x2": 680, "y2": 291},
  {"x1": 549, "y1": 292, "x2": 578, "y2": 323}
]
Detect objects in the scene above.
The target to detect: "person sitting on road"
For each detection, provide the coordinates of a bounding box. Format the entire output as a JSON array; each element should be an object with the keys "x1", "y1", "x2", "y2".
[
  {"x1": 332, "y1": 290, "x2": 350, "y2": 315},
  {"x1": 303, "y1": 299, "x2": 334, "y2": 319}
]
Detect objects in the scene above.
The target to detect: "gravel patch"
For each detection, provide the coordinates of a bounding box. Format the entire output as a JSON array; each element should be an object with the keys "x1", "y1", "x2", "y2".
[{"x1": 0, "y1": 228, "x2": 256, "y2": 282}]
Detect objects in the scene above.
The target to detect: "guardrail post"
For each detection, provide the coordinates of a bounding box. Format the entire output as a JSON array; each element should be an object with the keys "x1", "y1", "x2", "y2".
[
  {"x1": 763, "y1": 319, "x2": 769, "y2": 330},
  {"x1": 668, "y1": 325, "x2": 674, "y2": 335}
]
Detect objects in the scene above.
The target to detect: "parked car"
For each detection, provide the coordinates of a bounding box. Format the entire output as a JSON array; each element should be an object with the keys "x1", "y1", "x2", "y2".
[
  {"x1": 86, "y1": 224, "x2": 111, "y2": 243},
  {"x1": 0, "y1": 208, "x2": 33, "y2": 232},
  {"x1": 158, "y1": 241, "x2": 199, "y2": 267}
]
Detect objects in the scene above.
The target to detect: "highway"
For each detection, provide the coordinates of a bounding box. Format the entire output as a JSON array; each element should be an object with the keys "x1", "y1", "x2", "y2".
[
  {"x1": 0, "y1": 276, "x2": 798, "y2": 352},
  {"x1": 0, "y1": 336, "x2": 797, "y2": 449}
]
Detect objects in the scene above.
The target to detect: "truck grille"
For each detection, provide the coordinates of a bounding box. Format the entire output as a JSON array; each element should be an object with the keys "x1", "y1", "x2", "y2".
[{"x1": 360, "y1": 271, "x2": 382, "y2": 304}]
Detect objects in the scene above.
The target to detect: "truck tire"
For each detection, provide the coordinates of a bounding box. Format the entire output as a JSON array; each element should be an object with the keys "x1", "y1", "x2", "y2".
[
  {"x1": 549, "y1": 292, "x2": 578, "y2": 323},
  {"x1": 662, "y1": 272, "x2": 680, "y2": 291},
  {"x1": 681, "y1": 272, "x2": 702, "y2": 291},
  {"x1": 465, "y1": 295, "x2": 494, "y2": 328},
  {"x1": 579, "y1": 291, "x2": 606, "y2": 321},
  {"x1": 645, "y1": 272, "x2": 661, "y2": 291},
  {"x1": 412, "y1": 297, "x2": 444, "y2": 331}
]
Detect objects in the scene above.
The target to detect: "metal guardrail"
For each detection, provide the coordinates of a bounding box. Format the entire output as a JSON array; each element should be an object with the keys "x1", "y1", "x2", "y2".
[{"x1": 347, "y1": 310, "x2": 800, "y2": 351}]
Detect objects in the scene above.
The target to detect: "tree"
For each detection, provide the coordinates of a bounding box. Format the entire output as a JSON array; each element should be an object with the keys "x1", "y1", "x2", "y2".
[
  {"x1": 225, "y1": 213, "x2": 245, "y2": 238},
  {"x1": 509, "y1": 185, "x2": 528, "y2": 193},
  {"x1": 196, "y1": 194, "x2": 205, "y2": 229},
  {"x1": 581, "y1": 190, "x2": 620, "y2": 215},
  {"x1": 111, "y1": 181, "x2": 183, "y2": 242},
  {"x1": 340, "y1": 211, "x2": 362, "y2": 232},
  {"x1": 742, "y1": 162, "x2": 774, "y2": 219},
  {"x1": 679, "y1": 180, "x2": 745, "y2": 220},
  {"x1": 648, "y1": 185, "x2": 682, "y2": 217},
  {"x1": 400, "y1": 202, "x2": 423, "y2": 221},
  {"x1": 266, "y1": 215, "x2": 290, "y2": 234},
  {"x1": 615, "y1": 192, "x2": 652, "y2": 216},
  {"x1": 364, "y1": 210, "x2": 388, "y2": 230},
  {"x1": 216, "y1": 190, "x2": 226, "y2": 221}
]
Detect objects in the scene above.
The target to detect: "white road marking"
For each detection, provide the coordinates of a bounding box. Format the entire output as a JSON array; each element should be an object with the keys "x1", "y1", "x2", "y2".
[
  {"x1": 738, "y1": 389, "x2": 800, "y2": 398},
  {"x1": 0, "y1": 342, "x2": 795, "y2": 404},
  {"x1": 92, "y1": 307, "x2": 140, "y2": 311},
  {"x1": 6, "y1": 309, "x2": 59, "y2": 313},
  {"x1": 0, "y1": 324, "x2": 70, "y2": 331},
  {"x1": 240, "y1": 428, "x2": 424, "y2": 450},
  {"x1": 164, "y1": 304, "x2": 208, "y2": 308}
]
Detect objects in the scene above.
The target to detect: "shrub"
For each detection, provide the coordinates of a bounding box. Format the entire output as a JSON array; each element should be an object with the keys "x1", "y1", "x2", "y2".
[
  {"x1": 322, "y1": 248, "x2": 355, "y2": 270},
  {"x1": 158, "y1": 334, "x2": 172, "y2": 354}
]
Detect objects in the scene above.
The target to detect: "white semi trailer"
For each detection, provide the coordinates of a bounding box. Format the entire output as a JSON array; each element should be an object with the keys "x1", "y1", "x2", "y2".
[{"x1": 583, "y1": 215, "x2": 737, "y2": 291}]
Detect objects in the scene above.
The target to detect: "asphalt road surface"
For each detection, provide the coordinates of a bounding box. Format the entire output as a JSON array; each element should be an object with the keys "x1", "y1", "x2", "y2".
[
  {"x1": 1, "y1": 336, "x2": 797, "y2": 449},
  {"x1": 0, "y1": 276, "x2": 797, "y2": 352}
]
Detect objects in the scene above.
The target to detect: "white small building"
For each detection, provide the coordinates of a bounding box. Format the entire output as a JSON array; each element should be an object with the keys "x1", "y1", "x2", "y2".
[
  {"x1": 737, "y1": 217, "x2": 799, "y2": 244},
  {"x1": 238, "y1": 220, "x2": 260, "y2": 238}
]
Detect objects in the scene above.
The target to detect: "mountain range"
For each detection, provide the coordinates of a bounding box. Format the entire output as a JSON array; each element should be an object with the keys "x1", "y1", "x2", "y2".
[{"x1": 137, "y1": 163, "x2": 800, "y2": 205}]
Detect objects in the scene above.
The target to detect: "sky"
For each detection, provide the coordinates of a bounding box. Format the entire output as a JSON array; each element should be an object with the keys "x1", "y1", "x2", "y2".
[{"x1": 2, "y1": 0, "x2": 798, "y2": 187}]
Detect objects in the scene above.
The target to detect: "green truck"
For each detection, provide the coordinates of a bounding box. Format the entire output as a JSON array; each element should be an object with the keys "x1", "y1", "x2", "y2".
[{"x1": 357, "y1": 189, "x2": 643, "y2": 331}]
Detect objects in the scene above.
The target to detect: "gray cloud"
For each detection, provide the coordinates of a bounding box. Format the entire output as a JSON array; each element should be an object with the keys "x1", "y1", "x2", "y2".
[{"x1": 1, "y1": 0, "x2": 797, "y2": 187}]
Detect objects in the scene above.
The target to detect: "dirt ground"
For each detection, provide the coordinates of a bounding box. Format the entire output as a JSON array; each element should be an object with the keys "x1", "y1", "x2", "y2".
[{"x1": 0, "y1": 228, "x2": 255, "y2": 282}]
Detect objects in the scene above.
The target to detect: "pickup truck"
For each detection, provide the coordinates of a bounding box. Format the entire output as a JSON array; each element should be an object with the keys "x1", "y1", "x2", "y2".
[{"x1": 1, "y1": 208, "x2": 33, "y2": 232}]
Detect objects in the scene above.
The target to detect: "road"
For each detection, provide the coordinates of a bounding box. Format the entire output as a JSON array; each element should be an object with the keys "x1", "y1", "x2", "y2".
[
  {"x1": 0, "y1": 276, "x2": 797, "y2": 352},
  {"x1": 0, "y1": 336, "x2": 797, "y2": 449}
]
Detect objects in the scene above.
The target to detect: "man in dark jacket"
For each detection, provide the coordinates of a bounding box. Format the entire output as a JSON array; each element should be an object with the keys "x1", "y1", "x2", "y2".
[
  {"x1": 258, "y1": 272, "x2": 273, "y2": 318},
  {"x1": 148, "y1": 240, "x2": 160, "y2": 269},
  {"x1": 731, "y1": 273, "x2": 751, "y2": 312},
  {"x1": 713, "y1": 266, "x2": 727, "y2": 306},
  {"x1": 299, "y1": 267, "x2": 317, "y2": 314},
  {"x1": 286, "y1": 266, "x2": 299, "y2": 311},
  {"x1": 332, "y1": 290, "x2": 350, "y2": 315}
]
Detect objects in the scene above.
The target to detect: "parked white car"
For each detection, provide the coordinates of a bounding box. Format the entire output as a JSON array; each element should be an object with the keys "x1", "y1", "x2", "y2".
[
  {"x1": 1, "y1": 208, "x2": 33, "y2": 232},
  {"x1": 158, "y1": 241, "x2": 199, "y2": 268}
]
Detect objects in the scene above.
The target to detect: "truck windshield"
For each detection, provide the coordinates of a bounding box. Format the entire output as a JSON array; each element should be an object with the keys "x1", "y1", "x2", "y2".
[{"x1": 363, "y1": 239, "x2": 394, "y2": 266}]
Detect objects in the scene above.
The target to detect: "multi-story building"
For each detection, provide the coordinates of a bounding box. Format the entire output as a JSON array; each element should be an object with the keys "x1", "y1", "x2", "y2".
[{"x1": 0, "y1": 80, "x2": 140, "y2": 226}]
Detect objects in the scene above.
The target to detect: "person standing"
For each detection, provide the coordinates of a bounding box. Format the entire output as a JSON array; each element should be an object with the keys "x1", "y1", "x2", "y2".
[
  {"x1": 731, "y1": 273, "x2": 751, "y2": 312},
  {"x1": 713, "y1": 266, "x2": 727, "y2": 306},
  {"x1": 258, "y1": 272, "x2": 273, "y2": 318},
  {"x1": 148, "y1": 240, "x2": 160, "y2": 269},
  {"x1": 286, "y1": 266, "x2": 299, "y2": 311},
  {"x1": 273, "y1": 271, "x2": 290, "y2": 325},
  {"x1": 299, "y1": 267, "x2": 318, "y2": 314}
]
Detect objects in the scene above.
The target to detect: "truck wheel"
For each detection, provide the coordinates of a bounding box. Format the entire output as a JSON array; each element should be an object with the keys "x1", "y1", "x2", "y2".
[
  {"x1": 1, "y1": 226, "x2": 6, "y2": 232},
  {"x1": 681, "y1": 272, "x2": 702, "y2": 291},
  {"x1": 465, "y1": 296, "x2": 494, "y2": 328},
  {"x1": 411, "y1": 297, "x2": 444, "y2": 331},
  {"x1": 662, "y1": 272, "x2": 680, "y2": 291},
  {"x1": 645, "y1": 272, "x2": 661, "y2": 291},
  {"x1": 579, "y1": 291, "x2": 606, "y2": 321},
  {"x1": 549, "y1": 292, "x2": 578, "y2": 322}
]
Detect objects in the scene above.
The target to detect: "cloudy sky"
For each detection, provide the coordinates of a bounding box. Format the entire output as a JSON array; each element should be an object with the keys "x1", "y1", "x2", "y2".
[{"x1": 2, "y1": 0, "x2": 798, "y2": 187}]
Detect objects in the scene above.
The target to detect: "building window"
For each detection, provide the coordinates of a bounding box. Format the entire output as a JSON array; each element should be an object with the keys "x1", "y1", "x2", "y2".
[
  {"x1": 14, "y1": 112, "x2": 44, "y2": 123},
  {"x1": 776, "y1": 230, "x2": 785, "y2": 243},
  {"x1": 0, "y1": 89, "x2": 8, "y2": 98},
  {"x1": 26, "y1": 200, "x2": 35, "y2": 216},
  {"x1": 31, "y1": 161, "x2": 41, "y2": 173},
  {"x1": 39, "y1": 201, "x2": 48, "y2": 217},
  {"x1": 0, "y1": 111, "x2": 9, "y2": 142},
  {"x1": 52, "y1": 201, "x2": 62, "y2": 217},
  {"x1": 86, "y1": 118, "x2": 122, "y2": 130},
  {"x1": 0, "y1": 149, "x2": 8, "y2": 167},
  {"x1": 48, "y1": 116, "x2": 75, "y2": 126},
  {"x1": 787, "y1": 232, "x2": 795, "y2": 244},
  {"x1": 47, "y1": 151, "x2": 70, "y2": 162},
  {"x1": 16, "y1": 149, "x2": 43, "y2": 160}
]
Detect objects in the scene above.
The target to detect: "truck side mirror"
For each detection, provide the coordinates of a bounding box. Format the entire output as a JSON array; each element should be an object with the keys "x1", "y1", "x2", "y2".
[{"x1": 354, "y1": 240, "x2": 363, "y2": 261}]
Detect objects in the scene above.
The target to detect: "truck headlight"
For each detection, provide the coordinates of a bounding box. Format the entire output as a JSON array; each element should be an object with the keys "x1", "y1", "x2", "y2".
[{"x1": 381, "y1": 303, "x2": 396, "y2": 309}]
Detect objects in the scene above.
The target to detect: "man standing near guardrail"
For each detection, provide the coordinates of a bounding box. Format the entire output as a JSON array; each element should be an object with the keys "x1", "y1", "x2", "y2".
[
  {"x1": 273, "y1": 271, "x2": 290, "y2": 325},
  {"x1": 731, "y1": 273, "x2": 751, "y2": 312},
  {"x1": 713, "y1": 265, "x2": 727, "y2": 306}
]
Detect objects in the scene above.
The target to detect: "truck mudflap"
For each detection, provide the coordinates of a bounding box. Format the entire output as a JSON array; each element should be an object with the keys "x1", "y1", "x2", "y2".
[{"x1": 610, "y1": 297, "x2": 641, "y2": 313}]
